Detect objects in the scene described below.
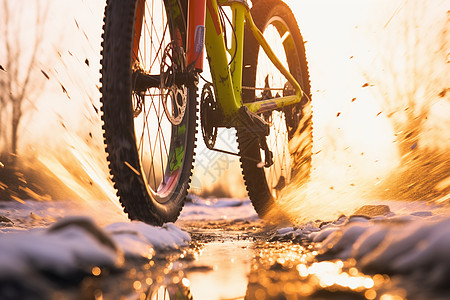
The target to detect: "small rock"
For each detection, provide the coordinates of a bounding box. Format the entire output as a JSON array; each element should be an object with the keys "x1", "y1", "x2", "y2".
[
  {"x1": 0, "y1": 215, "x2": 13, "y2": 224},
  {"x1": 345, "y1": 215, "x2": 371, "y2": 225},
  {"x1": 269, "y1": 261, "x2": 287, "y2": 271},
  {"x1": 332, "y1": 215, "x2": 347, "y2": 226},
  {"x1": 48, "y1": 217, "x2": 118, "y2": 253},
  {"x1": 30, "y1": 212, "x2": 43, "y2": 220},
  {"x1": 410, "y1": 211, "x2": 432, "y2": 217},
  {"x1": 277, "y1": 227, "x2": 294, "y2": 235},
  {"x1": 185, "y1": 265, "x2": 214, "y2": 273},
  {"x1": 353, "y1": 205, "x2": 390, "y2": 218}
]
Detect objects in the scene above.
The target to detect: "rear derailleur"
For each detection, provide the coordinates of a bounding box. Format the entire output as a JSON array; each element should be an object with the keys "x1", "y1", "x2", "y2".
[{"x1": 200, "y1": 83, "x2": 273, "y2": 168}]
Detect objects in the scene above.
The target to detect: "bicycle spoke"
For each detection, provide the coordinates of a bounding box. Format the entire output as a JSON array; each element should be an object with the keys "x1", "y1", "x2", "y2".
[
  {"x1": 144, "y1": 93, "x2": 170, "y2": 189},
  {"x1": 143, "y1": 1, "x2": 163, "y2": 67},
  {"x1": 133, "y1": 94, "x2": 146, "y2": 153},
  {"x1": 133, "y1": 87, "x2": 171, "y2": 191},
  {"x1": 136, "y1": 4, "x2": 168, "y2": 72},
  {"x1": 101, "y1": 0, "x2": 196, "y2": 224},
  {"x1": 147, "y1": 97, "x2": 162, "y2": 188},
  {"x1": 155, "y1": 93, "x2": 166, "y2": 185},
  {"x1": 131, "y1": 1, "x2": 175, "y2": 193},
  {"x1": 144, "y1": 97, "x2": 159, "y2": 189},
  {"x1": 145, "y1": 1, "x2": 162, "y2": 47},
  {"x1": 149, "y1": 93, "x2": 170, "y2": 161},
  {"x1": 134, "y1": 3, "x2": 178, "y2": 190},
  {"x1": 254, "y1": 23, "x2": 293, "y2": 195}
]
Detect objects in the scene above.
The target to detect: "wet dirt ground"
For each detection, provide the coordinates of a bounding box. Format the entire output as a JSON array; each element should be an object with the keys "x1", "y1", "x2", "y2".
[
  {"x1": 91, "y1": 218, "x2": 448, "y2": 300},
  {"x1": 171, "y1": 220, "x2": 424, "y2": 300},
  {"x1": 2, "y1": 203, "x2": 450, "y2": 300}
]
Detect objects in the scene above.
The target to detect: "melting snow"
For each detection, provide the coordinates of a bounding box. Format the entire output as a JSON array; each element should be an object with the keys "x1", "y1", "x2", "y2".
[
  {"x1": 179, "y1": 195, "x2": 258, "y2": 221},
  {"x1": 2, "y1": 197, "x2": 450, "y2": 290},
  {"x1": 0, "y1": 215, "x2": 190, "y2": 280},
  {"x1": 0, "y1": 196, "x2": 252, "y2": 283},
  {"x1": 273, "y1": 202, "x2": 450, "y2": 287}
]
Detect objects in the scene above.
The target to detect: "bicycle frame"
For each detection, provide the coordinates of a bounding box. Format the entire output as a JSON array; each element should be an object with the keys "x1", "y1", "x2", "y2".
[{"x1": 201, "y1": 0, "x2": 305, "y2": 126}]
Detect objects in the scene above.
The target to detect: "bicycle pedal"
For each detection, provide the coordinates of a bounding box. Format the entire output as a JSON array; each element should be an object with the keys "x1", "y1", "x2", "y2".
[{"x1": 260, "y1": 136, "x2": 273, "y2": 168}]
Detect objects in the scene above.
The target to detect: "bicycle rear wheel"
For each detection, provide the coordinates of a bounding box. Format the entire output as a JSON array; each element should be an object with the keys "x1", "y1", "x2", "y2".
[
  {"x1": 238, "y1": 0, "x2": 312, "y2": 218},
  {"x1": 100, "y1": 0, "x2": 197, "y2": 225}
]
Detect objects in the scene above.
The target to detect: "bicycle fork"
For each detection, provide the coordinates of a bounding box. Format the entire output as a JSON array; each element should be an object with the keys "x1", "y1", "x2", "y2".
[{"x1": 186, "y1": 0, "x2": 207, "y2": 71}]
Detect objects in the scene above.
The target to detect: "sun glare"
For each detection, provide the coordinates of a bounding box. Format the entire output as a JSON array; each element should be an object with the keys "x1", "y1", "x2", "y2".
[
  {"x1": 6, "y1": 0, "x2": 447, "y2": 208},
  {"x1": 273, "y1": 0, "x2": 449, "y2": 220}
]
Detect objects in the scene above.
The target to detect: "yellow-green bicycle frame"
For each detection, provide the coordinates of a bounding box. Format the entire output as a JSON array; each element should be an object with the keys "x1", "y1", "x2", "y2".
[{"x1": 204, "y1": 0, "x2": 305, "y2": 126}]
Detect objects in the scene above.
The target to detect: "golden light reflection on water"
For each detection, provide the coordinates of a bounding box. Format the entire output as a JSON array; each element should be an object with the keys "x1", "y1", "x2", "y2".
[
  {"x1": 83, "y1": 239, "x2": 414, "y2": 300},
  {"x1": 306, "y1": 261, "x2": 374, "y2": 290},
  {"x1": 187, "y1": 241, "x2": 252, "y2": 300},
  {"x1": 245, "y1": 241, "x2": 407, "y2": 300}
]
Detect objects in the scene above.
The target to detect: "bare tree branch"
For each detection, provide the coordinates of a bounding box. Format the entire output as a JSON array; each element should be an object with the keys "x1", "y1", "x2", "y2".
[{"x1": 0, "y1": 0, "x2": 49, "y2": 158}]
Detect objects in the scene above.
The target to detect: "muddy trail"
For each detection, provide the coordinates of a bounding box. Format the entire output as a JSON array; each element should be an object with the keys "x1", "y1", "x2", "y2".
[
  {"x1": 2, "y1": 200, "x2": 450, "y2": 300},
  {"x1": 76, "y1": 217, "x2": 450, "y2": 300},
  {"x1": 175, "y1": 218, "x2": 449, "y2": 300}
]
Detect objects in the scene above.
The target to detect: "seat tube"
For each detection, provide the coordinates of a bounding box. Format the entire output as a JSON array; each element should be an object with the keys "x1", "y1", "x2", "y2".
[
  {"x1": 205, "y1": 0, "x2": 240, "y2": 120},
  {"x1": 230, "y1": 2, "x2": 246, "y2": 100},
  {"x1": 187, "y1": 0, "x2": 206, "y2": 71}
]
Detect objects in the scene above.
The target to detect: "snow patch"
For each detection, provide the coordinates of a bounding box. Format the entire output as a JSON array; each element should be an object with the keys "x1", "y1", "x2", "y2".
[
  {"x1": 273, "y1": 204, "x2": 450, "y2": 287},
  {"x1": 106, "y1": 221, "x2": 191, "y2": 255},
  {"x1": 0, "y1": 216, "x2": 190, "y2": 279},
  {"x1": 0, "y1": 217, "x2": 119, "y2": 279},
  {"x1": 179, "y1": 195, "x2": 258, "y2": 221}
]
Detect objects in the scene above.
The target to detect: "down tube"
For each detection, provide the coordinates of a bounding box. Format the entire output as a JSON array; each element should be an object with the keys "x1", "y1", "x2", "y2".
[{"x1": 205, "y1": 0, "x2": 241, "y2": 121}]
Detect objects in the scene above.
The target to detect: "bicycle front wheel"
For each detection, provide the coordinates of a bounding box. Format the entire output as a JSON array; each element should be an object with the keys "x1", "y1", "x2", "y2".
[
  {"x1": 100, "y1": 0, "x2": 197, "y2": 225},
  {"x1": 238, "y1": 0, "x2": 312, "y2": 218}
]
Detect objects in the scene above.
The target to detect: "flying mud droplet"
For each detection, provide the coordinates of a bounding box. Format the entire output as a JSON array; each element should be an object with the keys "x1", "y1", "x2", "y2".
[{"x1": 41, "y1": 69, "x2": 50, "y2": 80}]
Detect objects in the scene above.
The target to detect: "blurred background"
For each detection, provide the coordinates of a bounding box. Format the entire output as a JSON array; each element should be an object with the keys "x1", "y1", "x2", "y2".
[{"x1": 0, "y1": 0, "x2": 448, "y2": 218}]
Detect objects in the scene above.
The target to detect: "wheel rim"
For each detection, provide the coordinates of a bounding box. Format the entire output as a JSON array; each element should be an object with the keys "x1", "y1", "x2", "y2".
[
  {"x1": 255, "y1": 17, "x2": 298, "y2": 199},
  {"x1": 132, "y1": 1, "x2": 185, "y2": 202}
]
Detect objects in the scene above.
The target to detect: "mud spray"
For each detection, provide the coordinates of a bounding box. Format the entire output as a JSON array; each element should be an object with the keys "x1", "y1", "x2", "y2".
[
  {"x1": 272, "y1": 0, "x2": 450, "y2": 223},
  {"x1": 0, "y1": 0, "x2": 127, "y2": 223},
  {"x1": 193, "y1": 0, "x2": 449, "y2": 218}
]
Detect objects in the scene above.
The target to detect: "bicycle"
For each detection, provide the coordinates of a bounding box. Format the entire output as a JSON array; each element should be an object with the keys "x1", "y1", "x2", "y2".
[{"x1": 100, "y1": 0, "x2": 312, "y2": 225}]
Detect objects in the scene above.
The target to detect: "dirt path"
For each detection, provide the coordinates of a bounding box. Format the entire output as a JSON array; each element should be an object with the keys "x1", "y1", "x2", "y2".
[{"x1": 174, "y1": 217, "x2": 449, "y2": 300}]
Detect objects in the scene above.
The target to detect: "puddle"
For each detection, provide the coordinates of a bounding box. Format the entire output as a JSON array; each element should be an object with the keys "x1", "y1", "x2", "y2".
[
  {"x1": 3, "y1": 217, "x2": 450, "y2": 300},
  {"x1": 186, "y1": 241, "x2": 253, "y2": 300}
]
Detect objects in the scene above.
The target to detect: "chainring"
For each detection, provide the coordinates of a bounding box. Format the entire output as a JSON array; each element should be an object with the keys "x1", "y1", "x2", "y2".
[{"x1": 200, "y1": 83, "x2": 218, "y2": 149}]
